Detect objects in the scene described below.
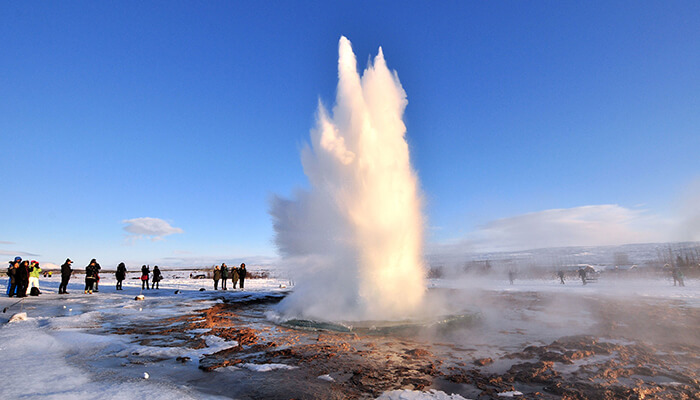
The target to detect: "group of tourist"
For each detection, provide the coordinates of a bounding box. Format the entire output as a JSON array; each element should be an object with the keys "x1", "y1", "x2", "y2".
[
  {"x1": 5, "y1": 257, "x2": 43, "y2": 297},
  {"x1": 130, "y1": 264, "x2": 163, "y2": 290},
  {"x1": 212, "y1": 263, "x2": 247, "y2": 290},
  {"x1": 7, "y1": 257, "x2": 251, "y2": 297}
]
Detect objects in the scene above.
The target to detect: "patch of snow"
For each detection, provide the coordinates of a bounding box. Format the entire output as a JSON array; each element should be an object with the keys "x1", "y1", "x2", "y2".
[
  {"x1": 377, "y1": 389, "x2": 471, "y2": 400},
  {"x1": 239, "y1": 362, "x2": 298, "y2": 372},
  {"x1": 497, "y1": 391, "x2": 523, "y2": 397},
  {"x1": 318, "y1": 374, "x2": 335, "y2": 382}
]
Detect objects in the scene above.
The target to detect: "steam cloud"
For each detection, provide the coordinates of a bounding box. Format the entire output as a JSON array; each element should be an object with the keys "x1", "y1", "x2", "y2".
[{"x1": 271, "y1": 37, "x2": 426, "y2": 321}]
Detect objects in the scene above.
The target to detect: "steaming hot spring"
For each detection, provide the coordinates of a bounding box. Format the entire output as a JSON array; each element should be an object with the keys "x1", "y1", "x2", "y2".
[{"x1": 3, "y1": 37, "x2": 697, "y2": 400}]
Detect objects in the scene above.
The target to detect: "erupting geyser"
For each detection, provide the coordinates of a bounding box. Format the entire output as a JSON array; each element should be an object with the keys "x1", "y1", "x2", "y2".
[{"x1": 271, "y1": 37, "x2": 426, "y2": 321}]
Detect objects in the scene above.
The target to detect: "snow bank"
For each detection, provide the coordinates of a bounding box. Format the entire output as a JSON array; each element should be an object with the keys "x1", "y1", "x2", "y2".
[{"x1": 0, "y1": 317, "x2": 221, "y2": 399}]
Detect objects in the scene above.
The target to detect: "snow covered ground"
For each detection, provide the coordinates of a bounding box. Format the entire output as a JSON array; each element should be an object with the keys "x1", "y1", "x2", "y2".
[{"x1": 1, "y1": 272, "x2": 697, "y2": 399}]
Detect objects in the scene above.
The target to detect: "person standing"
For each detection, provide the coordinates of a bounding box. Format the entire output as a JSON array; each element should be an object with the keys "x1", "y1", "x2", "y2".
[
  {"x1": 26, "y1": 260, "x2": 42, "y2": 295},
  {"x1": 557, "y1": 270, "x2": 565, "y2": 285},
  {"x1": 84, "y1": 261, "x2": 98, "y2": 294},
  {"x1": 231, "y1": 264, "x2": 239, "y2": 289},
  {"x1": 578, "y1": 267, "x2": 587, "y2": 285},
  {"x1": 7, "y1": 257, "x2": 20, "y2": 297},
  {"x1": 16, "y1": 260, "x2": 30, "y2": 298},
  {"x1": 213, "y1": 265, "x2": 221, "y2": 290},
  {"x1": 238, "y1": 263, "x2": 247, "y2": 289},
  {"x1": 59, "y1": 258, "x2": 73, "y2": 294},
  {"x1": 672, "y1": 265, "x2": 685, "y2": 287},
  {"x1": 115, "y1": 262, "x2": 127, "y2": 290},
  {"x1": 221, "y1": 263, "x2": 229, "y2": 290},
  {"x1": 141, "y1": 265, "x2": 150, "y2": 290},
  {"x1": 152, "y1": 265, "x2": 162, "y2": 289},
  {"x1": 90, "y1": 259, "x2": 102, "y2": 292}
]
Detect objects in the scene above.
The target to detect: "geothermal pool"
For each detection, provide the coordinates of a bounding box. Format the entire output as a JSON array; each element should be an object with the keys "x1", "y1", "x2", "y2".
[{"x1": 1, "y1": 273, "x2": 697, "y2": 399}]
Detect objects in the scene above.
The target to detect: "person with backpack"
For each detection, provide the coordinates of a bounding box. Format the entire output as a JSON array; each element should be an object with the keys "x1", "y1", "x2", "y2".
[
  {"x1": 26, "y1": 260, "x2": 42, "y2": 296},
  {"x1": 141, "y1": 265, "x2": 150, "y2": 290},
  {"x1": 221, "y1": 263, "x2": 229, "y2": 290},
  {"x1": 115, "y1": 262, "x2": 127, "y2": 290},
  {"x1": 152, "y1": 266, "x2": 162, "y2": 289},
  {"x1": 59, "y1": 258, "x2": 73, "y2": 294},
  {"x1": 84, "y1": 261, "x2": 98, "y2": 294},
  {"x1": 90, "y1": 259, "x2": 102, "y2": 292}
]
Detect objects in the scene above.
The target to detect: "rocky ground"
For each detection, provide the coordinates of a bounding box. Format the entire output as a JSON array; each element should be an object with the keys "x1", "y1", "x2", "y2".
[{"x1": 108, "y1": 288, "x2": 700, "y2": 399}]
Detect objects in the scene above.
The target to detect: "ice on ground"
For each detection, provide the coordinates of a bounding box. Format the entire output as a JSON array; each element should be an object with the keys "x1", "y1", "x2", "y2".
[
  {"x1": 0, "y1": 272, "x2": 288, "y2": 400},
  {"x1": 239, "y1": 362, "x2": 299, "y2": 372},
  {"x1": 377, "y1": 389, "x2": 471, "y2": 400},
  {"x1": 497, "y1": 391, "x2": 524, "y2": 397},
  {"x1": 0, "y1": 317, "x2": 226, "y2": 400},
  {"x1": 318, "y1": 374, "x2": 336, "y2": 382},
  {"x1": 114, "y1": 335, "x2": 237, "y2": 361}
]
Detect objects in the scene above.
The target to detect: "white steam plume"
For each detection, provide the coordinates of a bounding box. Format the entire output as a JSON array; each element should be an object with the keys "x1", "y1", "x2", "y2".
[{"x1": 270, "y1": 36, "x2": 426, "y2": 321}]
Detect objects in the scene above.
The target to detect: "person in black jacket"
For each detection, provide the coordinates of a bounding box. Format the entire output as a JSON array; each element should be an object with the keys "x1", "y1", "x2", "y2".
[
  {"x1": 152, "y1": 265, "x2": 162, "y2": 289},
  {"x1": 238, "y1": 263, "x2": 247, "y2": 289},
  {"x1": 84, "y1": 261, "x2": 98, "y2": 294},
  {"x1": 16, "y1": 260, "x2": 30, "y2": 298},
  {"x1": 141, "y1": 265, "x2": 150, "y2": 290},
  {"x1": 7, "y1": 258, "x2": 20, "y2": 297},
  {"x1": 90, "y1": 259, "x2": 102, "y2": 292},
  {"x1": 59, "y1": 258, "x2": 73, "y2": 294},
  {"x1": 115, "y1": 262, "x2": 127, "y2": 290},
  {"x1": 221, "y1": 263, "x2": 229, "y2": 290}
]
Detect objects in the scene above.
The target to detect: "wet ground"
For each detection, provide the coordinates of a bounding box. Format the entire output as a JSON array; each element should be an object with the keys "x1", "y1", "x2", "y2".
[{"x1": 104, "y1": 286, "x2": 700, "y2": 399}]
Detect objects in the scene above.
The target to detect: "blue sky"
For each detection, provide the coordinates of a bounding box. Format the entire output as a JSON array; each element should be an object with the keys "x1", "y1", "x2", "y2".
[{"x1": 2, "y1": 1, "x2": 699, "y2": 267}]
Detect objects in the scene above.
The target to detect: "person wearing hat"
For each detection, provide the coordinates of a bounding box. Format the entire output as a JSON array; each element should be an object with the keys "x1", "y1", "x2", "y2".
[
  {"x1": 59, "y1": 258, "x2": 73, "y2": 294},
  {"x1": 26, "y1": 260, "x2": 42, "y2": 295},
  {"x1": 6, "y1": 257, "x2": 21, "y2": 297}
]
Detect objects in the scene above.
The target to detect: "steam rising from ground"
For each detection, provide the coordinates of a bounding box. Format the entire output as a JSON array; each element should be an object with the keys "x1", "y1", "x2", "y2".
[{"x1": 271, "y1": 37, "x2": 426, "y2": 321}]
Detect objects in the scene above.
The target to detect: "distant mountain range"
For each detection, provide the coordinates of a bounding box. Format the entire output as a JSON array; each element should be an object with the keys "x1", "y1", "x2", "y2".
[{"x1": 427, "y1": 241, "x2": 700, "y2": 270}]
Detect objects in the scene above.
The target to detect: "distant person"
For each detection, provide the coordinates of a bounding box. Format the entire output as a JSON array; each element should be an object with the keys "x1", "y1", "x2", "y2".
[
  {"x1": 59, "y1": 258, "x2": 73, "y2": 294},
  {"x1": 557, "y1": 270, "x2": 565, "y2": 285},
  {"x1": 152, "y1": 265, "x2": 162, "y2": 289},
  {"x1": 508, "y1": 270, "x2": 515, "y2": 285},
  {"x1": 578, "y1": 267, "x2": 587, "y2": 285},
  {"x1": 26, "y1": 260, "x2": 42, "y2": 295},
  {"x1": 84, "y1": 261, "x2": 98, "y2": 294},
  {"x1": 213, "y1": 265, "x2": 221, "y2": 290},
  {"x1": 116, "y1": 262, "x2": 127, "y2": 290},
  {"x1": 141, "y1": 265, "x2": 150, "y2": 290},
  {"x1": 231, "y1": 264, "x2": 240, "y2": 289},
  {"x1": 221, "y1": 263, "x2": 229, "y2": 290},
  {"x1": 238, "y1": 263, "x2": 247, "y2": 289},
  {"x1": 672, "y1": 265, "x2": 685, "y2": 287},
  {"x1": 7, "y1": 257, "x2": 21, "y2": 297}
]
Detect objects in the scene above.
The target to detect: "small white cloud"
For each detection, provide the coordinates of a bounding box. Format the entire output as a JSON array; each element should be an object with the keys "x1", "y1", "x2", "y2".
[{"x1": 122, "y1": 217, "x2": 183, "y2": 241}]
